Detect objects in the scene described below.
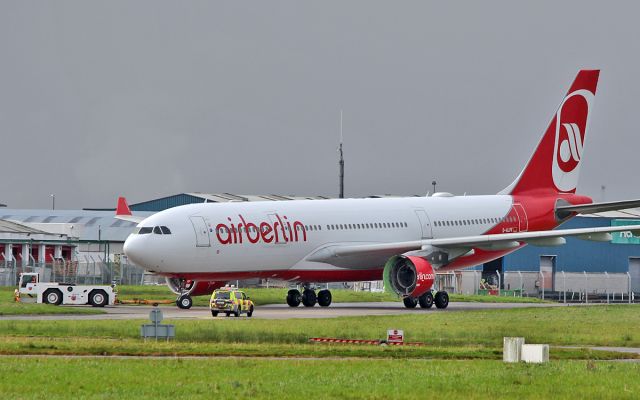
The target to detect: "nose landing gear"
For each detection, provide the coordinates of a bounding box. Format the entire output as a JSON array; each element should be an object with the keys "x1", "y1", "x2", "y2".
[
  {"x1": 175, "y1": 278, "x2": 193, "y2": 309},
  {"x1": 177, "y1": 294, "x2": 193, "y2": 309}
]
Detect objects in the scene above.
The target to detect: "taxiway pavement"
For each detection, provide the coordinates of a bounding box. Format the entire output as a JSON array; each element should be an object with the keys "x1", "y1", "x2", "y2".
[{"x1": 0, "y1": 301, "x2": 564, "y2": 321}]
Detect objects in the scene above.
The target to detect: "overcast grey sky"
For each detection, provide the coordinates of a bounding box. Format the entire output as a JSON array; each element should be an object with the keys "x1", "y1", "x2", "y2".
[{"x1": 1, "y1": 1, "x2": 639, "y2": 209}]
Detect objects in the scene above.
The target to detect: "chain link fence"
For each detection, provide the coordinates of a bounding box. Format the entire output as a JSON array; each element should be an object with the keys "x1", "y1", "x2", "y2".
[
  {"x1": 455, "y1": 270, "x2": 637, "y2": 303},
  {"x1": 0, "y1": 258, "x2": 147, "y2": 287},
  {"x1": 344, "y1": 270, "x2": 637, "y2": 304}
]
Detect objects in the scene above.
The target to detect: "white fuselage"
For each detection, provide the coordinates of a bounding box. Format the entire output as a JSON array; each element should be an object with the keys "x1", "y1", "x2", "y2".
[
  {"x1": 124, "y1": 195, "x2": 516, "y2": 280},
  {"x1": 120, "y1": 70, "x2": 606, "y2": 286}
]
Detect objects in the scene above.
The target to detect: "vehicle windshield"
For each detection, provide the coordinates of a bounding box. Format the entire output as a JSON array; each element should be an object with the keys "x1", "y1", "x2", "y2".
[
  {"x1": 21, "y1": 275, "x2": 36, "y2": 288},
  {"x1": 215, "y1": 292, "x2": 231, "y2": 300}
]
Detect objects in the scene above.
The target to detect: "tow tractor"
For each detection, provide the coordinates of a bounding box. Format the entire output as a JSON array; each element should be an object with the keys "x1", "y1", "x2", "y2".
[{"x1": 15, "y1": 272, "x2": 117, "y2": 307}]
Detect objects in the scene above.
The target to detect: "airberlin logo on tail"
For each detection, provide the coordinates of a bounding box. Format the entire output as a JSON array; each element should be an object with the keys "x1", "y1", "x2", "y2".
[
  {"x1": 552, "y1": 89, "x2": 594, "y2": 192},
  {"x1": 560, "y1": 123, "x2": 584, "y2": 167},
  {"x1": 215, "y1": 214, "x2": 307, "y2": 245}
]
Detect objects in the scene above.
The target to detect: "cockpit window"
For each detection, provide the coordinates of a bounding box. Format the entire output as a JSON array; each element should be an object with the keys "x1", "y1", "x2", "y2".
[
  {"x1": 160, "y1": 226, "x2": 171, "y2": 234},
  {"x1": 153, "y1": 226, "x2": 162, "y2": 234},
  {"x1": 138, "y1": 227, "x2": 153, "y2": 235}
]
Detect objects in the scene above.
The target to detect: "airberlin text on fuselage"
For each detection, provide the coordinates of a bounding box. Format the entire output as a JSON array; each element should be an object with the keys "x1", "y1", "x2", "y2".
[{"x1": 215, "y1": 214, "x2": 306, "y2": 245}]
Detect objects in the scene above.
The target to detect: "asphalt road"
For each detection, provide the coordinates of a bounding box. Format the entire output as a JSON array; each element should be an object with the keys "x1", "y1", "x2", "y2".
[{"x1": 0, "y1": 301, "x2": 564, "y2": 321}]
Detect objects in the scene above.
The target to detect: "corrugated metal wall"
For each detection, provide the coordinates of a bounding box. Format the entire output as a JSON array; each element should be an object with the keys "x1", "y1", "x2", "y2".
[
  {"x1": 130, "y1": 194, "x2": 206, "y2": 211},
  {"x1": 504, "y1": 217, "x2": 640, "y2": 273}
]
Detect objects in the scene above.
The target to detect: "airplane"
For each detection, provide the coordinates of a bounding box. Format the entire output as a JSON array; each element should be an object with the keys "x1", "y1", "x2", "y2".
[{"x1": 119, "y1": 69, "x2": 640, "y2": 310}]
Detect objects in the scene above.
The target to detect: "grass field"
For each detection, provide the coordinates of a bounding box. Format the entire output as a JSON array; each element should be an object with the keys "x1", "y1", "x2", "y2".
[
  {"x1": 2, "y1": 357, "x2": 639, "y2": 399},
  {"x1": 115, "y1": 285, "x2": 547, "y2": 306},
  {"x1": 1, "y1": 306, "x2": 638, "y2": 355},
  {"x1": 2, "y1": 304, "x2": 639, "y2": 398},
  {"x1": 0, "y1": 335, "x2": 632, "y2": 361},
  {"x1": 117, "y1": 285, "x2": 401, "y2": 306},
  {"x1": 2, "y1": 305, "x2": 638, "y2": 347}
]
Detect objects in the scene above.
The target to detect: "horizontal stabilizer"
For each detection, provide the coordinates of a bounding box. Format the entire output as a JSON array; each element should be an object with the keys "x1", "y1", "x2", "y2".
[{"x1": 556, "y1": 198, "x2": 640, "y2": 218}]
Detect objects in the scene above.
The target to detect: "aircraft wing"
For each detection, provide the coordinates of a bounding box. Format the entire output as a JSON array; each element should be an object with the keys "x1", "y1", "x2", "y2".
[
  {"x1": 556, "y1": 199, "x2": 640, "y2": 218},
  {"x1": 114, "y1": 196, "x2": 145, "y2": 224},
  {"x1": 312, "y1": 224, "x2": 640, "y2": 261}
]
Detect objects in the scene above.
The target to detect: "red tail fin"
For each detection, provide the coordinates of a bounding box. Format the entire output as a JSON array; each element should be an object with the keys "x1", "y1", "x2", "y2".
[
  {"x1": 501, "y1": 70, "x2": 600, "y2": 195},
  {"x1": 116, "y1": 196, "x2": 132, "y2": 216}
]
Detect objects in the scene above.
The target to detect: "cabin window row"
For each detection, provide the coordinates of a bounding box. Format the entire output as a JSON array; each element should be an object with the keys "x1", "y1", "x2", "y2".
[
  {"x1": 433, "y1": 215, "x2": 517, "y2": 227},
  {"x1": 326, "y1": 222, "x2": 408, "y2": 230},
  {"x1": 216, "y1": 222, "x2": 408, "y2": 235}
]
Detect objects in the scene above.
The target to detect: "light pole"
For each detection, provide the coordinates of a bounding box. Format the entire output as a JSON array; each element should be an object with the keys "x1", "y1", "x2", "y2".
[
  {"x1": 50, "y1": 194, "x2": 55, "y2": 210},
  {"x1": 338, "y1": 110, "x2": 344, "y2": 199},
  {"x1": 432, "y1": 180, "x2": 437, "y2": 194}
]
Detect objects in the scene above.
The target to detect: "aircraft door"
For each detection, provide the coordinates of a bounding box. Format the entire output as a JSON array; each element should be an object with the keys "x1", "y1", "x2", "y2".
[
  {"x1": 266, "y1": 213, "x2": 288, "y2": 244},
  {"x1": 189, "y1": 216, "x2": 211, "y2": 247},
  {"x1": 513, "y1": 203, "x2": 528, "y2": 232},
  {"x1": 414, "y1": 209, "x2": 433, "y2": 239},
  {"x1": 539, "y1": 255, "x2": 555, "y2": 291}
]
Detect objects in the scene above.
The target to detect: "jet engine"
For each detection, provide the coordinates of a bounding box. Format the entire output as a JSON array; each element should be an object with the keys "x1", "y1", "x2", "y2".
[
  {"x1": 165, "y1": 277, "x2": 225, "y2": 297},
  {"x1": 383, "y1": 255, "x2": 435, "y2": 298}
]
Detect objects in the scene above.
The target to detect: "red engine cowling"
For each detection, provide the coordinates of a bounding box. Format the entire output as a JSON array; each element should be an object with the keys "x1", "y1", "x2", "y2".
[
  {"x1": 165, "y1": 278, "x2": 226, "y2": 297},
  {"x1": 383, "y1": 255, "x2": 435, "y2": 298}
]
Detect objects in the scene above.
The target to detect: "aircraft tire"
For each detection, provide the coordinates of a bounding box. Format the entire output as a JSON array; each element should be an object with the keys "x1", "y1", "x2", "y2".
[
  {"x1": 435, "y1": 291, "x2": 449, "y2": 309},
  {"x1": 418, "y1": 292, "x2": 434, "y2": 309},
  {"x1": 43, "y1": 289, "x2": 63, "y2": 306},
  {"x1": 403, "y1": 296, "x2": 418, "y2": 309},
  {"x1": 317, "y1": 289, "x2": 332, "y2": 307},
  {"x1": 176, "y1": 295, "x2": 193, "y2": 309},
  {"x1": 286, "y1": 289, "x2": 302, "y2": 307},
  {"x1": 302, "y1": 289, "x2": 317, "y2": 307},
  {"x1": 89, "y1": 289, "x2": 108, "y2": 307}
]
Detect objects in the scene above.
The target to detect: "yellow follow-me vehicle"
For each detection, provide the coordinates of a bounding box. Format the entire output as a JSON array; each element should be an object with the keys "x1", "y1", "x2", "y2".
[{"x1": 209, "y1": 286, "x2": 254, "y2": 317}]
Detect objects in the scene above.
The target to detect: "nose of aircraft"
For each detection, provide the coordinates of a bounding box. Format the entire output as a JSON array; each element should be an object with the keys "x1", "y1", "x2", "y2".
[{"x1": 123, "y1": 235, "x2": 145, "y2": 267}]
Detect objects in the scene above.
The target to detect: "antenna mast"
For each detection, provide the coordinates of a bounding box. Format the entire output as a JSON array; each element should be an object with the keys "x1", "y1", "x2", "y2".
[{"x1": 338, "y1": 110, "x2": 344, "y2": 199}]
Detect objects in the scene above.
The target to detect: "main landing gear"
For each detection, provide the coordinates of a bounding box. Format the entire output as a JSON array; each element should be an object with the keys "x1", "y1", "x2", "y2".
[
  {"x1": 403, "y1": 291, "x2": 449, "y2": 310},
  {"x1": 286, "y1": 287, "x2": 332, "y2": 307}
]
